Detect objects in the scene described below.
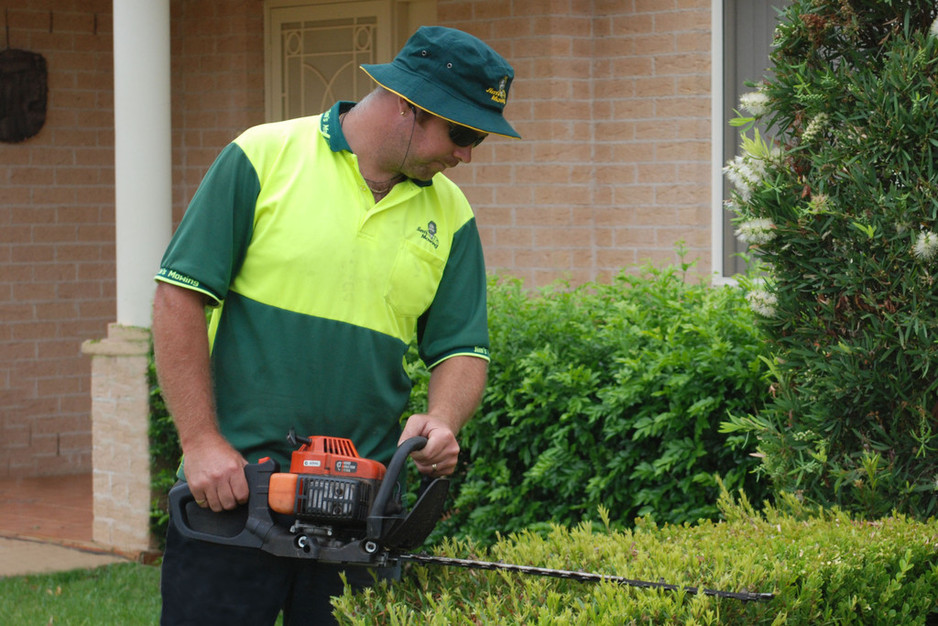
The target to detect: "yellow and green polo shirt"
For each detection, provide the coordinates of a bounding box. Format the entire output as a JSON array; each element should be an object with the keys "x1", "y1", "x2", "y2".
[{"x1": 155, "y1": 101, "x2": 490, "y2": 467}]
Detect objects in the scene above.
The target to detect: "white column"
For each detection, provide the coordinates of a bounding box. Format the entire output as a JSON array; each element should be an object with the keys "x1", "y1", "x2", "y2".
[
  {"x1": 86, "y1": 0, "x2": 172, "y2": 556},
  {"x1": 112, "y1": 0, "x2": 172, "y2": 327}
]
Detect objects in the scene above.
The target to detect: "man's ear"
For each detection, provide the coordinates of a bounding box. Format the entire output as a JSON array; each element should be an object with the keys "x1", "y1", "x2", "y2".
[{"x1": 399, "y1": 96, "x2": 417, "y2": 116}]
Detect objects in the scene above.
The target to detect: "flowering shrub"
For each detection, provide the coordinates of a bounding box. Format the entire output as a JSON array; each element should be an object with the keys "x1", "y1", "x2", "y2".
[{"x1": 723, "y1": 1, "x2": 938, "y2": 518}]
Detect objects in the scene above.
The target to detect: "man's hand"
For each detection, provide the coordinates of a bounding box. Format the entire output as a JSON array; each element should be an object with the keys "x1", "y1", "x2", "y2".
[
  {"x1": 399, "y1": 355, "x2": 488, "y2": 476},
  {"x1": 182, "y1": 434, "x2": 249, "y2": 512},
  {"x1": 398, "y1": 414, "x2": 460, "y2": 476}
]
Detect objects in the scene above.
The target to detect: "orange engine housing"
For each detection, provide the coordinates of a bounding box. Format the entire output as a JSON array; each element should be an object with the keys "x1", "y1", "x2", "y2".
[
  {"x1": 287, "y1": 435, "x2": 387, "y2": 479},
  {"x1": 268, "y1": 436, "x2": 387, "y2": 518}
]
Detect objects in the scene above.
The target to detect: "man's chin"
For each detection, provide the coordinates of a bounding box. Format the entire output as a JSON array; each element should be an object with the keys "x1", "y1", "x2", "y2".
[
  {"x1": 407, "y1": 162, "x2": 448, "y2": 182},
  {"x1": 409, "y1": 169, "x2": 440, "y2": 183}
]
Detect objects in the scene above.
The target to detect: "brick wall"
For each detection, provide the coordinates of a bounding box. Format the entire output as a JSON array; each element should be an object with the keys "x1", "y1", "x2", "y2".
[
  {"x1": 441, "y1": 0, "x2": 713, "y2": 287},
  {"x1": 169, "y1": 0, "x2": 266, "y2": 225},
  {"x1": 1, "y1": 0, "x2": 114, "y2": 477},
  {"x1": 2, "y1": 0, "x2": 715, "y2": 478},
  {"x1": 0, "y1": 0, "x2": 265, "y2": 478}
]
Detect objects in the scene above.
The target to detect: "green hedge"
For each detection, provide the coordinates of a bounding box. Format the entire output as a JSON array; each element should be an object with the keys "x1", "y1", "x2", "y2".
[
  {"x1": 411, "y1": 259, "x2": 772, "y2": 543},
  {"x1": 333, "y1": 490, "x2": 938, "y2": 625}
]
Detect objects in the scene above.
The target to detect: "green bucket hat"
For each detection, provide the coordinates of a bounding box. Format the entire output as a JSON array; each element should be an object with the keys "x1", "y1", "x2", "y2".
[{"x1": 360, "y1": 26, "x2": 520, "y2": 139}]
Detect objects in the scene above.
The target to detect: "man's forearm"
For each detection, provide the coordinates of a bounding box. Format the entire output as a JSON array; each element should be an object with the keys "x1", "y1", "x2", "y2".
[
  {"x1": 152, "y1": 282, "x2": 249, "y2": 510},
  {"x1": 426, "y1": 355, "x2": 488, "y2": 435},
  {"x1": 399, "y1": 354, "x2": 487, "y2": 475},
  {"x1": 151, "y1": 282, "x2": 220, "y2": 450}
]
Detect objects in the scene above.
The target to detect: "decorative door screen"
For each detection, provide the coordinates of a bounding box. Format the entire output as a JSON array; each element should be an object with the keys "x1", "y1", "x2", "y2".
[{"x1": 267, "y1": 2, "x2": 391, "y2": 121}]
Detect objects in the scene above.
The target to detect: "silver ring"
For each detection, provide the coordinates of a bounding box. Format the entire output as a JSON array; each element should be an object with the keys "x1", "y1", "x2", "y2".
[{"x1": 431, "y1": 463, "x2": 438, "y2": 472}]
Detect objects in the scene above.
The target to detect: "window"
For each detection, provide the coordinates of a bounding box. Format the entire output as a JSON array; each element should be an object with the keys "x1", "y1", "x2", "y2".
[{"x1": 711, "y1": 0, "x2": 790, "y2": 280}]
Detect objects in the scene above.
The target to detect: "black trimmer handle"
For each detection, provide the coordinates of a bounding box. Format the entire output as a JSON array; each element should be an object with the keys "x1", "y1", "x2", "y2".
[
  {"x1": 168, "y1": 458, "x2": 279, "y2": 549},
  {"x1": 366, "y1": 436, "x2": 427, "y2": 540}
]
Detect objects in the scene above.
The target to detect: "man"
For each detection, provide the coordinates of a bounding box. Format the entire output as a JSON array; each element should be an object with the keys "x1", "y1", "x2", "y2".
[{"x1": 153, "y1": 26, "x2": 520, "y2": 625}]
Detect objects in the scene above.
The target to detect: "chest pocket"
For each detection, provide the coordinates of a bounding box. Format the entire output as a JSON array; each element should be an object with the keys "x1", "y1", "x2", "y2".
[{"x1": 385, "y1": 239, "x2": 446, "y2": 318}]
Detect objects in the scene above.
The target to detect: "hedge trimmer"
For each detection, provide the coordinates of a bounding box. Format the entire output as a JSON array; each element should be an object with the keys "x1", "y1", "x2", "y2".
[{"x1": 169, "y1": 432, "x2": 774, "y2": 603}]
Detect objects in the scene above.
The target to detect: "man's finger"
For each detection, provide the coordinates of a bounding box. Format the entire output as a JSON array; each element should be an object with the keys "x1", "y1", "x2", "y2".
[
  {"x1": 232, "y1": 470, "x2": 250, "y2": 505},
  {"x1": 215, "y1": 481, "x2": 239, "y2": 511},
  {"x1": 200, "y1": 488, "x2": 220, "y2": 513}
]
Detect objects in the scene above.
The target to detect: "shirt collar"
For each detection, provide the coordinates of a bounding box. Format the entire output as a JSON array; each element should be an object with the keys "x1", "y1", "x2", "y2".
[
  {"x1": 320, "y1": 101, "x2": 432, "y2": 188},
  {"x1": 320, "y1": 101, "x2": 355, "y2": 153}
]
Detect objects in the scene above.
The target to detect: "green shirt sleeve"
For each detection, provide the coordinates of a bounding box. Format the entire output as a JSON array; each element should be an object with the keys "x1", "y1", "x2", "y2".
[
  {"x1": 417, "y1": 216, "x2": 490, "y2": 368},
  {"x1": 155, "y1": 143, "x2": 259, "y2": 303}
]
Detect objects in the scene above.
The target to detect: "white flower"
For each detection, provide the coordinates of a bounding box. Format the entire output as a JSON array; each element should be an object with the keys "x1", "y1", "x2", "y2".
[
  {"x1": 913, "y1": 230, "x2": 938, "y2": 261},
  {"x1": 723, "y1": 156, "x2": 750, "y2": 190},
  {"x1": 765, "y1": 145, "x2": 783, "y2": 166},
  {"x1": 805, "y1": 193, "x2": 831, "y2": 215},
  {"x1": 930, "y1": 15, "x2": 938, "y2": 38},
  {"x1": 723, "y1": 154, "x2": 767, "y2": 201},
  {"x1": 801, "y1": 112, "x2": 829, "y2": 143},
  {"x1": 747, "y1": 290, "x2": 778, "y2": 317},
  {"x1": 739, "y1": 91, "x2": 770, "y2": 117},
  {"x1": 735, "y1": 218, "x2": 776, "y2": 245}
]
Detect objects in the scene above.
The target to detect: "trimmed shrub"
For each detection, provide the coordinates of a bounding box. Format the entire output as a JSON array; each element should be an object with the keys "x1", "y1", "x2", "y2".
[
  {"x1": 723, "y1": 0, "x2": 938, "y2": 517},
  {"x1": 333, "y1": 492, "x2": 938, "y2": 625},
  {"x1": 409, "y1": 258, "x2": 772, "y2": 543}
]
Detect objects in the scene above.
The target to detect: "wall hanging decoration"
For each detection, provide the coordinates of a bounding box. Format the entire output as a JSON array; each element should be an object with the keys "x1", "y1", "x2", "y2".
[{"x1": 0, "y1": 10, "x2": 48, "y2": 143}]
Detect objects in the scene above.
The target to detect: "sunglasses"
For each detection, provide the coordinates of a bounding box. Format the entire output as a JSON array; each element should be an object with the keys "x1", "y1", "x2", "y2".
[{"x1": 448, "y1": 122, "x2": 487, "y2": 148}]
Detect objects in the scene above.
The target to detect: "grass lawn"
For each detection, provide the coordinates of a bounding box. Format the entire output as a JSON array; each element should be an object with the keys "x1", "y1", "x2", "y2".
[{"x1": 0, "y1": 563, "x2": 162, "y2": 625}]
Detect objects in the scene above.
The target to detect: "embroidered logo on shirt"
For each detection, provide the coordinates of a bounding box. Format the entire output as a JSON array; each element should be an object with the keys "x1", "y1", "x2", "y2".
[
  {"x1": 320, "y1": 108, "x2": 332, "y2": 140},
  {"x1": 157, "y1": 268, "x2": 201, "y2": 289},
  {"x1": 417, "y1": 221, "x2": 440, "y2": 249}
]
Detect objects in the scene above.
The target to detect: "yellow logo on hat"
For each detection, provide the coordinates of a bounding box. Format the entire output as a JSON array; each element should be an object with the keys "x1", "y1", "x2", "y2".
[{"x1": 486, "y1": 76, "x2": 509, "y2": 105}]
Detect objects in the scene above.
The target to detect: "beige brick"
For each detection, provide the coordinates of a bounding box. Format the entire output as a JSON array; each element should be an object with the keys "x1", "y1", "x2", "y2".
[
  {"x1": 534, "y1": 227, "x2": 593, "y2": 248},
  {"x1": 656, "y1": 182, "x2": 709, "y2": 206},
  {"x1": 655, "y1": 96, "x2": 710, "y2": 119},
  {"x1": 533, "y1": 185, "x2": 593, "y2": 206},
  {"x1": 515, "y1": 247, "x2": 575, "y2": 269},
  {"x1": 495, "y1": 227, "x2": 535, "y2": 247},
  {"x1": 595, "y1": 164, "x2": 637, "y2": 185},
  {"x1": 493, "y1": 175, "x2": 535, "y2": 203},
  {"x1": 635, "y1": 75, "x2": 677, "y2": 98},
  {"x1": 636, "y1": 162, "x2": 678, "y2": 183},
  {"x1": 614, "y1": 226, "x2": 658, "y2": 247},
  {"x1": 655, "y1": 8, "x2": 710, "y2": 33},
  {"x1": 515, "y1": 206, "x2": 575, "y2": 227},
  {"x1": 596, "y1": 246, "x2": 639, "y2": 269}
]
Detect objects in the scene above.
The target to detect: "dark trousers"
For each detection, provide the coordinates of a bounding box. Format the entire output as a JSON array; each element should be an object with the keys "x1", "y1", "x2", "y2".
[{"x1": 160, "y1": 516, "x2": 398, "y2": 625}]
